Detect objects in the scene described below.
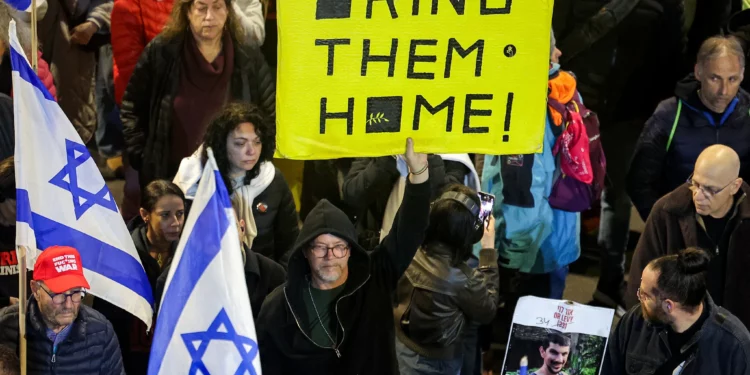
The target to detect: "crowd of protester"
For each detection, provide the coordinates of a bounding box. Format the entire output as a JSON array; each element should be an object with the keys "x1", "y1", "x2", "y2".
[{"x1": 2, "y1": 0, "x2": 750, "y2": 374}]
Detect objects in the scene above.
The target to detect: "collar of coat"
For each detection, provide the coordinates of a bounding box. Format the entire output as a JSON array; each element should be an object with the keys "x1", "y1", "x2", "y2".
[
  {"x1": 661, "y1": 182, "x2": 750, "y2": 220},
  {"x1": 27, "y1": 295, "x2": 89, "y2": 344},
  {"x1": 156, "y1": 32, "x2": 258, "y2": 71},
  {"x1": 643, "y1": 294, "x2": 723, "y2": 353}
]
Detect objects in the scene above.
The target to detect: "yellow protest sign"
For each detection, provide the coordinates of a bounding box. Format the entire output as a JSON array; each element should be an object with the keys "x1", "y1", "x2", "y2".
[{"x1": 276, "y1": 0, "x2": 553, "y2": 159}]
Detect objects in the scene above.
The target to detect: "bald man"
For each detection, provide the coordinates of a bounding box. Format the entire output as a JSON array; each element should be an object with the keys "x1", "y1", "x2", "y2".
[
  {"x1": 626, "y1": 145, "x2": 750, "y2": 328},
  {"x1": 627, "y1": 36, "x2": 750, "y2": 224},
  {"x1": 597, "y1": 35, "x2": 750, "y2": 315}
]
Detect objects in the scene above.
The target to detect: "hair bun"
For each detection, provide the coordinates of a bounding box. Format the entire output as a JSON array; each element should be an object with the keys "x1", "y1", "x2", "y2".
[{"x1": 678, "y1": 248, "x2": 711, "y2": 275}]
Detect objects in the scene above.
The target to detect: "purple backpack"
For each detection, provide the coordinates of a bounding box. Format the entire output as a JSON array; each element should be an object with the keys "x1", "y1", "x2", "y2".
[{"x1": 546, "y1": 97, "x2": 607, "y2": 212}]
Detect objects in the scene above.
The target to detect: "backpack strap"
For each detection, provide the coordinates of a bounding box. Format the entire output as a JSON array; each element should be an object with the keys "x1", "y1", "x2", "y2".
[{"x1": 666, "y1": 100, "x2": 682, "y2": 152}]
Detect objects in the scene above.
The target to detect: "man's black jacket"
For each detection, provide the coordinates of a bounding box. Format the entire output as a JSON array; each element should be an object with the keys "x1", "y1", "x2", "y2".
[
  {"x1": 256, "y1": 179, "x2": 431, "y2": 375},
  {"x1": 603, "y1": 295, "x2": 750, "y2": 375}
]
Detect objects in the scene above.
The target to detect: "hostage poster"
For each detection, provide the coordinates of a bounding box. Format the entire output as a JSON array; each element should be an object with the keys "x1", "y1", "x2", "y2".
[{"x1": 501, "y1": 296, "x2": 615, "y2": 375}]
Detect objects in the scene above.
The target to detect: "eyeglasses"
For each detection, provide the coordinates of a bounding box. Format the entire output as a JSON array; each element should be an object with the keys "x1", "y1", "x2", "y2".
[
  {"x1": 636, "y1": 286, "x2": 658, "y2": 303},
  {"x1": 309, "y1": 244, "x2": 349, "y2": 259},
  {"x1": 39, "y1": 284, "x2": 85, "y2": 305},
  {"x1": 687, "y1": 173, "x2": 735, "y2": 199}
]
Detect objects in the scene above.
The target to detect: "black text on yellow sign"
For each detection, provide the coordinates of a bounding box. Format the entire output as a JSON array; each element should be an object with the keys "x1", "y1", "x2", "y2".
[{"x1": 276, "y1": 0, "x2": 553, "y2": 159}]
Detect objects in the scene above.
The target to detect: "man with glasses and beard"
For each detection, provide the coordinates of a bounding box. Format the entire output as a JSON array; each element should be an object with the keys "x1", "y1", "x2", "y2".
[
  {"x1": 0, "y1": 246, "x2": 124, "y2": 374},
  {"x1": 626, "y1": 145, "x2": 750, "y2": 329},
  {"x1": 603, "y1": 248, "x2": 750, "y2": 374},
  {"x1": 256, "y1": 139, "x2": 431, "y2": 375},
  {"x1": 533, "y1": 332, "x2": 571, "y2": 375}
]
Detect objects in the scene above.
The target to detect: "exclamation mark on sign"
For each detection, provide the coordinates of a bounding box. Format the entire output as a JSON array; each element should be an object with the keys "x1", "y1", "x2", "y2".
[{"x1": 502, "y1": 92, "x2": 514, "y2": 142}]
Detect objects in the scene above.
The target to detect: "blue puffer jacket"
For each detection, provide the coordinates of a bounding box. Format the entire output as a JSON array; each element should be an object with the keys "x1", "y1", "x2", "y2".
[
  {"x1": 0, "y1": 296, "x2": 125, "y2": 374},
  {"x1": 626, "y1": 75, "x2": 750, "y2": 221},
  {"x1": 478, "y1": 65, "x2": 580, "y2": 274}
]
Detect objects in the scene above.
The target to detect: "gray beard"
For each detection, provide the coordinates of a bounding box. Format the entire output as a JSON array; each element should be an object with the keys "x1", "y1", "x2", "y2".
[{"x1": 314, "y1": 265, "x2": 343, "y2": 283}]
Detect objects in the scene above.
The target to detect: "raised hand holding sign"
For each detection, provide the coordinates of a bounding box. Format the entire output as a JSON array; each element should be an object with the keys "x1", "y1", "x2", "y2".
[{"x1": 403, "y1": 137, "x2": 428, "y2": 184}]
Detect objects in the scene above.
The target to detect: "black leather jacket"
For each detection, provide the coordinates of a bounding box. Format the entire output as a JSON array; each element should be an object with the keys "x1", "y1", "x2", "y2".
[{"x1": 393, "y1": 244, "x2": 499, "y2": 360}]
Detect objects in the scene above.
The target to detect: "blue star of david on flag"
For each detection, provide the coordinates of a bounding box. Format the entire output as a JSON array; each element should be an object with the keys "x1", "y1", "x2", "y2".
[
  {"x1": 181, "y1": 309, "x2": 259, "y2": 375},
  {"x1": 48, "y1": 139, "x2": 118, "y2": 219}
]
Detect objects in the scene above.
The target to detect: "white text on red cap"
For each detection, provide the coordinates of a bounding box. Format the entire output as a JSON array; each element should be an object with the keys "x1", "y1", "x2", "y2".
[{"x1": 52, "y1": 254, "x2": 79, "y2": 273}]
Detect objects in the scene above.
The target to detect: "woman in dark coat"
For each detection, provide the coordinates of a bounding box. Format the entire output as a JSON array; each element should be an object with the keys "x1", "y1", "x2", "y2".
[{"x1": 120, "y1": 0, "x2": 275, "y2": 188}]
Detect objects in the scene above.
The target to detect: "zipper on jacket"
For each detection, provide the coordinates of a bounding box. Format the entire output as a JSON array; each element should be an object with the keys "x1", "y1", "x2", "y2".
[
  {"x1": 283, "y1": 274, "x2": 371, "y2": 359},
  {"x1": 282, "y1": 287, "x2": 333, "y2": 354},
  {"x1": 333, "y1": 275, "x2": 371, "y2": 353}
]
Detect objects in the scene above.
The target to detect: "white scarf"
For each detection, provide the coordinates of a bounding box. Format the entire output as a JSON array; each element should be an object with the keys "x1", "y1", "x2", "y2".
[
  {"x1": 173, "y1": 146, "x2": 276, "y2": 248},
  {"x1": 379, "y1": 154, "x2": 480, "y2": 242},
  {"x1": 230, "y1": 162, "x2": 275, "y2": 248}
]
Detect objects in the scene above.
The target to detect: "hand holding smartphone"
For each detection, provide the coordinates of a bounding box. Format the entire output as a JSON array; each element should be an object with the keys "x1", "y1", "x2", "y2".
[{"x1": 477, "y1": 191, "x2": 495, "y2": 227}]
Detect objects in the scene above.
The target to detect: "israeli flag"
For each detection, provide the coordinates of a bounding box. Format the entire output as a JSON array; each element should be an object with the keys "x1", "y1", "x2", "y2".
[
  {"x1": 3, "y1": 0, "x2": 46, "y2": 13},
  {"x1": 149, "y1": 148, "x2": 261, "y2": 374},
  {"x1": 10, "y1": 21, "x2": 154, "y2": 327}
]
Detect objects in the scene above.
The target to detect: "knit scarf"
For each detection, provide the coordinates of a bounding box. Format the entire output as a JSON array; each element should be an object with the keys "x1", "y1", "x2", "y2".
[{"x1": 172, "y1": 146, "x2": 275, "y2": 248}]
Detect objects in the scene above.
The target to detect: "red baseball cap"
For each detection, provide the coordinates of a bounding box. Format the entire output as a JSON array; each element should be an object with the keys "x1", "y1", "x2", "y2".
[{"x1": 33, "y1": 246, "x2": 90, "y2": 293}]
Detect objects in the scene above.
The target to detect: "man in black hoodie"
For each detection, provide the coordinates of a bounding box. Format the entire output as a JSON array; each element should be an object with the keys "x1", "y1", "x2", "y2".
[
  {"x1": 256, "y1": 138, "x2": 430, "y2": 375},
  {"x1": 627, "y1": 35, "x2": 750, "y2": 222}
]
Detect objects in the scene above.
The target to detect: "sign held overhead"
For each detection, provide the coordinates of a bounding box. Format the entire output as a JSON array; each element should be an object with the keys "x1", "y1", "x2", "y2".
[{"x1": 276, "y1": 0, "x2": 553, "y2": 159}]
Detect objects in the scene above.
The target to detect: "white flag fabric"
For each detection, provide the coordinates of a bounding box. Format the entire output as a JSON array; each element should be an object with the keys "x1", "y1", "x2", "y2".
[
  {"x1": 9, "y1": 20, "x2": 154, "y2": 327},
  {"x1": 149, "y1": 148, "x2": 261, "y2": 374}
]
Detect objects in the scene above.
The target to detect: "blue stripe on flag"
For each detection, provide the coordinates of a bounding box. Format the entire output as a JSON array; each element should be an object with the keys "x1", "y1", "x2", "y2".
[
  {"x1": 9, "y1": 46, "x2": 54, "y2": 101},
  {"x1": 16, "y1": 189, "x2": 34, "y2": 231},
  {"x1": 16, "y1": 189, "x2": 154, "y2": 303},
  {"x1": 4, "y1": 0, "x2": 31, "y2": 11},
  {"x1": 148, "y1": 171, "x2": 232, "y2": 374}
]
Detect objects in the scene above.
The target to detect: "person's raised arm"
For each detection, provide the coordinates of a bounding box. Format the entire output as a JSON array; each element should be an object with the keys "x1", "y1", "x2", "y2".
[{"x1": 371, "y1": 138, "x2": 430, "y2": 290}]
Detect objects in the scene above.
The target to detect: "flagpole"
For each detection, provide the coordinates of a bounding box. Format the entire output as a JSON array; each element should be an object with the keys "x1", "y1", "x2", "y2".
[
  {"x1": 17, "y1": 245, "x2": 27, "y2": 375},
  {"x1": 30, "y1": 0, "x2": 38, "y2": 72},
  {"x1": 21, "y1": 0, "x2": 39, "y2": 368},
  {"x1": 18, "y1": 6, "x2": 36, "y2": 375}
]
